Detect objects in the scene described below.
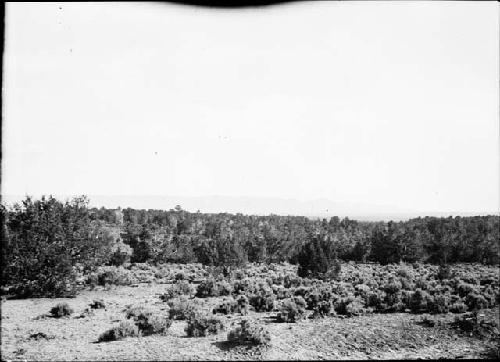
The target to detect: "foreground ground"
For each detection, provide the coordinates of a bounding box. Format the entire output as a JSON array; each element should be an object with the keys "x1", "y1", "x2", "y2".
[{"x1": 1, "y1": 283, "x2": 498, "y2": 361}]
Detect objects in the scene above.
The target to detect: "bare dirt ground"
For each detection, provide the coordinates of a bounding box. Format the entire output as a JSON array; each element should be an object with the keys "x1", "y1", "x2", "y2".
[{"x1": 1, "y1": 283, "x2": 497, "y2": 361}]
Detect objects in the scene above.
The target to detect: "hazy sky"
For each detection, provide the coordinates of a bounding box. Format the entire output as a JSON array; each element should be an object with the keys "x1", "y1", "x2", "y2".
[{"x1": 2, "y1": 1, "x2": 499, "y2": 214}]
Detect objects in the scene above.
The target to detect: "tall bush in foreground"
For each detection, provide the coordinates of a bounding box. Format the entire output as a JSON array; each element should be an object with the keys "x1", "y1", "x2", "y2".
[{"x1": 2, "y1": 196, "x2": 118, "y2": 297}]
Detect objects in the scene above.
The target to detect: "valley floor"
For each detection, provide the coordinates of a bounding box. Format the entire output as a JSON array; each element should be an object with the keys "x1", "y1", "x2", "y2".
[{"x1": 1, "y1": 284, "x2": 497, "y2": 361}]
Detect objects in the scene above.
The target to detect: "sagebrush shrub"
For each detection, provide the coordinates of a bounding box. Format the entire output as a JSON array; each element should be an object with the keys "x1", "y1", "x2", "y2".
[
  {"x1": 136, "y1": 313, "x2": 172, "y2": 336},
  {"x1": 98, "y1": 320, "x2": 140, "y2": 342},
  {"x1": 409, "y1": 289, "x2": 434, "y2": 314},
  {"x1": 248, "y1": 286, "x2": 275, "y2": 312},
  {"x1": 185, "y1": 313, "x2": 224, "y2": 337},
  {"x1": 227, "y1": 319, "x2": 271, "y2": 346},
  {"x1": 237, "y1": 295, "x2": 250, "y2": 315},
  {"x1": 457, "y1": 282, "x2": 476, "y2": 298},
  {"x1": 50, "y1": 303, "x2": 73, "y2": 318},
  {"x1": 217, "y1": 280, "x2": 233, "y2": 296},
  {"x1": 335, "y1": 296, "x2": 366, "y2": 316},
  {"x1": 96, "y1": 266, "x2": 136, "y2": 286},
  {"x1": 272, "y1": 285, "x2": 293, "y2": 300},
  {"x1": 277, "y1": 296, "x2": 306, "y2": 322},
  {"x1": 196, "y1": 278, "x2": 219, "y2": 298},
  {"x1": 449, "y1": 299, "x2": 468, "y2": 313},
  {"x1": 175, "y1": 272, "x2": 186, "y2": 281},
  {"x1": 213, "y1": 297, "x2": 237, "y2": 315},
  {"x1": 160, "y1": 280, "x2": 194, "y2": 301},
  {"x1": 125, "y1": 305, "x2": 172, "y2": 335},
  {"x1": 431, "y1": 294, "x2": 450, "y2": 314},
  {"x1": 90, "y1": 299, "x2": 106, "y2": 309},
  {"x1": 437, "y1": 264, "x2": 453, "y2": 280},
  {"x1": 451, "y1": 311, "x2": 499, "y2": 339},
  {"x1": 310, "y1": 301, "x2": 333, "y2": 318},
  {"x1": 293, "y1": 286, "x2": 311, "y2": 298},
  {"x1": 168, "y1": 296, "x2": 197, "y2": 320},
  {"x1": 465, "y1": 293, "x2": 488, "y2": 311}
]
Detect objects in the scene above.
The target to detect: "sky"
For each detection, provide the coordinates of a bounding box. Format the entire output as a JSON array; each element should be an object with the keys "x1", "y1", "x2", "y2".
[{"x1": 2, "y1": 1, "x2": 499, "y2": 215}]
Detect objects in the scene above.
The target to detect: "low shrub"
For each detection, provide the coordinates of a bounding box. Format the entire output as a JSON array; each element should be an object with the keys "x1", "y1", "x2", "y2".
[
  {"x1": 217, "y1": 280, "x2": 233, "y2": 296},
  {"x1": 452, "y1": 311, "x2": 499, "y2": 339},
  {"x1": 248, "y1": 292, "x2": 275, "y2": 312},
  {"x1": 277, "y1": 296, "x2": 306, "y2": 322},
  {"x1": 272, "y1": 285, "x2": 293, "y2": 300},
  {"x1": 409, "y1": 289, "x2": 434, "y2": 314},
  {"x1": 159, "y1": 281, "x2": 195, "y2": 301},
  {"x1": 335, "y1": 296, "x2": 366, "y2": 316},
  {"x1": 168, "y1": 296, "x2": 197, "y2": 320},
  {"x1": 29, "y1": 332, "x2": 55, "y2": 340},
  {"x1": 196, "y1": 278, "x2": 220, "y2": 298},
  {"x1": 310, "y1": 301, "x2": 333, "y2": 318},
  {"x1": 430, "y1": 294, "x2": 450, "y2": 314},
  {"x1": 98, "y1": 320, "x2": 140, "y2": 342},
  {"x1": 437, "y1": 264, "x2": 454, "y2": 280},
  {"x1": 227, "y1": 319, "x2": 271, "y2": 346},
  {"x1": 96, "y1": 266, "x2": 136, "y2": 286},
  {"x1": 236, "y1": 295, "x2": 250, "y2": 315},
  {"x1": 449, "y1": 300, "x2": 468, "y2": 313},
  {"x1": 465, "y1": 293, "x2": 488, "y2": 311},
  {"x1": 124, "y1": 305, "x2": 172, "y2": 335},
  {"x1": 50, "y1": 303, "x2": 73, "y2": 318},
  {"x1": 175, "y1": 272, "x2": 186, "y2": 281},
  {"x1": 213, "y1": 297, "x2": 238, "y2": 315},
  {"x1": 90, "y1": 299, "x2": 106, "y2": 309},
  {"x1": 185, "y1": 313, "x2": 224, "y2": 337}
]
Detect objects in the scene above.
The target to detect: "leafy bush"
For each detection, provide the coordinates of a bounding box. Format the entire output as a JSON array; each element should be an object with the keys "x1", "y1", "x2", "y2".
[
  {"x1": 430, "y1": 294, "x2": 450, "y2": 314},
  {"x1": 196, "y1": 278, "x2": 220, "y2": 298},
  {"x1": 272, "y1": 285, "x2": 293, "y2": 300},
  {"x1": 437, "y1": 264, "x2": 454, "y2": 280},
  {"x1": 218, "y1": 280, "x2": 233, "y2": 296},
  {"x1": 465, "y1": 293, "x2": 488, "y2": 311},
  {"x1": 409, "y1": 289, "x2": 434, "y2": 314},
  {"x1": 96, "y1": 266, "x2": 136, "y2": 286},
  {"x1": 277, "y1": 296, "x2": 306, "y2": 322},
  {"x1": 175, "y1": 272, "x2": 186, "y2": 281},
  {"x1": 98, "y1": 320, "x2": 140, "y2": 342},
  {"x1": 449, "y1": 299, "x2": 468, "y2": 313},
  {"x1": 213, "y1": 297, "x2": 238, "y2": 315},
  {"x1": 185, "y1": 313, "x2": 224, "y2": 337},
  {"x1": 247, "y1": 285, "x2": 275, "y2": 312},
  {"x1": 227, "y1": 319, "x2": 271, "y2": 346},
  {"x1": 50, "y1": 303, "x2": 73, "y2": 318},
  {"x1": 335, "y1": 295, "x2": 366, "y2": 316},
  {"x1": 452, "y1": 310, "x2": 499, "y2": 339},
  {"x1": 124, "y1": 305, "x2": 172, "y2": 336},
  {"x1": 236, "y1": 295, "x2": 250, "y2": 315},
  {"x1": 109, "y1": 243, "x2": 133, "y2": 266},
  {"x1": 305, "y1": 286, "x2": 334, "y2": 317},
  {"x1": 310, "y1": 301, "x2": 333, "y2": 318},
  {"x1": 168, "y1": 296, "x2": 197, "y2": 320},
  {"x1": 159, "y1": 281, "x2": 195, "y2": 301}
]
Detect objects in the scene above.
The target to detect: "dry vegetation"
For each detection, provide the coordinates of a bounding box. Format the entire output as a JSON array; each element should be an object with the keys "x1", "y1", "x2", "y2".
[{"x1": 1, "y1": 262, "x2": 498, "y2": 360}]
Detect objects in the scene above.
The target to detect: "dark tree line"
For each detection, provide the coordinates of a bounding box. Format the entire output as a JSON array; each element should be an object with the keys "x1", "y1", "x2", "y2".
[
  {"x1": 1, "y1": 196, "x2": 498, "y2": 297},
  {"x1": 87, "y1": 202, "x2": 499, "y2": 266}
]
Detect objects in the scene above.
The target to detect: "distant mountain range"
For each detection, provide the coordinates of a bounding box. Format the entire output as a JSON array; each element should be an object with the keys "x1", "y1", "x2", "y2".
[{"x1": 2, "y1": 194, "x2": 496, "y2": 222}]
